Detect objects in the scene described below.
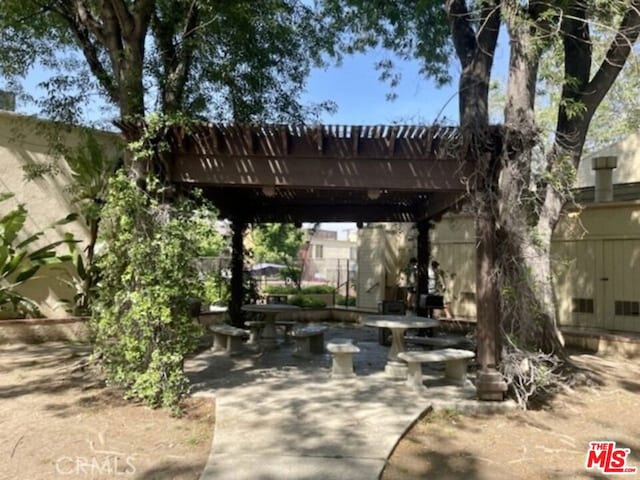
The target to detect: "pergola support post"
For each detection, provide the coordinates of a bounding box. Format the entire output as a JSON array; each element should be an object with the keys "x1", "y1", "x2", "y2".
[
  {"x1": 229, "y1": 219, "x2": 247, "y2": 328},
  {"x1": 415, "y1": 220, "x2": 431, "y2": 317}
]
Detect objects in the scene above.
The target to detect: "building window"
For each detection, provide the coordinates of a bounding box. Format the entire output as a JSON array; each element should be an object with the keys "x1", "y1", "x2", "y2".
[
  {"x1": 615, "y1": 301, "x2": 640, "y2": 317},
  {"x1": 314, "y1": 245, "x2": 323, "y2": 259},
  {"x1": 572, "y1": 298, "x2": 594, "y2": 314}
]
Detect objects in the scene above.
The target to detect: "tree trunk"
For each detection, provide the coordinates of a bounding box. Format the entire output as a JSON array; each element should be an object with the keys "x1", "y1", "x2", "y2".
[
  {"x1": 496, "y1": 183, "x2": 566, "y2": 355},
  {"x1": 496, "y1": 3, "x2": 568, "y2": 356}
]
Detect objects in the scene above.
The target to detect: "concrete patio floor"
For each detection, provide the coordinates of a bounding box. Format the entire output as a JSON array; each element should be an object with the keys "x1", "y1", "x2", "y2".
[{"x1": 186, "y1": 323, "x2": 515, "y2": 480}]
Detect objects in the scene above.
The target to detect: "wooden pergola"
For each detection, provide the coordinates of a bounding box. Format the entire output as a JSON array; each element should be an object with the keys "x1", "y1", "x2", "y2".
[
  {"x1": 118, "y1": 121, "x2": 506, "y2": 401},
  {"x1": 142, "y1": 123, "x2": 472, "y2": 223}
]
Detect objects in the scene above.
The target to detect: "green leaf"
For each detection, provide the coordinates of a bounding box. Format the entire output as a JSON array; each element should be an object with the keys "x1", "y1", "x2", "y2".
[
  {"x1": 0, "y1": 206, "x2": 27, "y2": 245},
  {"x1": 0, "y1": 192, "x2": 14, "y2": 203},
  {"x1": 15, "y1": 265, "x2": 40, "y2": 283},
  {"x1": 52, "y1": 212, "x2": 79, "y2": 226},
  {"x1": 0, "y1": 245, "x2": 8, "y2": 269},
  {"x1": 1, "y1": 250, "x2": 26, "y2": 277},
  {"x1": 29, "y1": 250, "x2": 57, "y2": 262},
  {"x1": 16, "y1": 232, "x2": 44, "y2": 249},
  {"x1": 75, "y1": 252, "x2": 86, "y2": 279}
]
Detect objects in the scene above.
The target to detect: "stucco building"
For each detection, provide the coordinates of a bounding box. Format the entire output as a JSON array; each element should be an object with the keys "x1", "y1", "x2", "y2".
[{"x1": 357, "y1": 136, "x2": 640, "y2": 335}]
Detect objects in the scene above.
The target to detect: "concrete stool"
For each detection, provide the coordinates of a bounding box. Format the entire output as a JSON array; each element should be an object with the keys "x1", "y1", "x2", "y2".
[
  {"x1": 245, "y1": 320, "x2": 265, "y2": 345},
  {"x1": 327, "y1": 339, "x2": 360, "y2": 378},
  {"x1": 290, "y1": 326, "x2": 328, "y2": 358}
]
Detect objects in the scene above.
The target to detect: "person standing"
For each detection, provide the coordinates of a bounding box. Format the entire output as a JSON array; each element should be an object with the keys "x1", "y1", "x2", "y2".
[
  {"x1": 430, "y1": 260, "x2": 453, "y2": 319},
  {"x1": 405, "y1": 257, "x2": 418, "y2": 313}
]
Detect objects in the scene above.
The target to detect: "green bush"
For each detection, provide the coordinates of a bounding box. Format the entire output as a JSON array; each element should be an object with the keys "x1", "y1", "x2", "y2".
[
  {"x1": 300, "y1": 285, "x2": 336, "y2": 294},
  {"x1": 92, "y1": 172, "x2": 205, "y2": 409},
  {"x1": 336, "y1": 295, "x2": 356, "y2": 306},
  {"x1": 287, "y1": 294, "x2": 327, "y2": 308},
  {"x1": 201, "y1": 272, "x2": 229, "y2": 306},
  {"x1": 263, "y1": 285, "x2": 298, "y2": 294}
]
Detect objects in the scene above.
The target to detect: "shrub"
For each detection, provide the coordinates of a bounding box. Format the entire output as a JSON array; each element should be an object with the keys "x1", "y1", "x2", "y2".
[
  {"x1": 336, "y1": 295, "x2": 356, "y2": 306},
  {"x1": 287, "y1": 294, "x2": 326, "y2": 308},
  {"x1": 92, "y1": 172, "x2": 204, "y2": 409},
  {"x1": 201, "y1": 272, "x2": 229, "y2": 306},
  {"x1": 300, "y1": 285, "x2": 336, "y2": 294},
  {"x1": 263, "y1": 285, "x2": 298, "y2": 294}
]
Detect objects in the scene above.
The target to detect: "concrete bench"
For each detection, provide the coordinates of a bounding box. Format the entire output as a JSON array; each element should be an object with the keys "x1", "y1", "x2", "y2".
[
  {"x1": 290, "y1": 325, "x2": 328, "y2": 358},
  {"x1": 398, "y1": 348, "x2": 475, "y2": 390},
  {"x1": 326, "y1": 338, "x2": 360, "y2": 378},
  {"x1": 209, "y1": 324, "x2": 249, "y2": 355},
  {"x1": 405, "y1": 334, "x2": 466, "y2": 349}
]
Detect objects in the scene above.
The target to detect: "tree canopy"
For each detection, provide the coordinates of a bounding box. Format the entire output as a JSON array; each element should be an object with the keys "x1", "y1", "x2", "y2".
[
  {"x1": 0, "y1": 0, "x2": 336, "y2": 123},
  {"x1": 251, "y1": 223, "x2": 304, "y2": 266}
]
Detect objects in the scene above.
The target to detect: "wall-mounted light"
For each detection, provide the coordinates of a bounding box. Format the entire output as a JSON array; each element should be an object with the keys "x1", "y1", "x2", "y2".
[
  {"x1": 367, "y1": 189, "x2": 381, "y2": 200},
  {"x1": 262, "y1": 186, "x2": 276, "y2": 197}
]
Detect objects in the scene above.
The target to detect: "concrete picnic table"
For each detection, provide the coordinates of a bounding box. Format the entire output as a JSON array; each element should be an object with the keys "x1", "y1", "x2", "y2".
[
  {"x1": 241, "y1": 303, "x2": 301, "y2": 349},
  {"x1": 364, "y1": 314, "x2": 440, "y2": 378}
]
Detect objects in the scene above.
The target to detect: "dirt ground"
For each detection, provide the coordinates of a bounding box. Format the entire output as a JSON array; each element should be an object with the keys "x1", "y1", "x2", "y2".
[
  {"x1": 2, "y1": 342, "x2": 639, "y2": 480},
  {"x1": 383, "y1": 351, "x2": 640, "y2": 480},
  {"x1": 0, "y1": 343, "x2": 214, "y2": 480}
]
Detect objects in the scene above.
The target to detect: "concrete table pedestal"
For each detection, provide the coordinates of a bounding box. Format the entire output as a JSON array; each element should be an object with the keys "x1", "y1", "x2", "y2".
[
  {"x1": 327, "y1": 339, "x2": 360, "y2": 378},
  {"x1": 241, "y1": 304, "x2": 301, "y2": 350}
]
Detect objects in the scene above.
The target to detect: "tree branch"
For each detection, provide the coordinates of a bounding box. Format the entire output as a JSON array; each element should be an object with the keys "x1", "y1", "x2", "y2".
[
  {"x1": 106, "y1": 0, "x2": 134, "y2": 37},
  {"x1": 131, "y1": 0, "x2": 155, "y2": 41},
  {"x1": 584, "y1": 0, "x2": 640, "y2": 114},
  {"x1": 562, "y1": 1, "x2": 592, "y2": 96},
  {"x1": 71, "y1": 0, "x2": 107, "y2": 44},
  {"x1": 475, "y1": 1, "x2": 501, "y2": 77},
  {"x1": 153, "y1": 0, "x2": 198, "y2": 112},
  {"x1": 53, "y1": 1, "x2": 119, "y2": 104},
  {"x1": 446, "y1": 0, "x2": 477, "y2": 68}
]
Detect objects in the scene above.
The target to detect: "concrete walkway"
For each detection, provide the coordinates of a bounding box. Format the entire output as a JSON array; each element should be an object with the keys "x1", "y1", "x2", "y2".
[{"x1": 186, "y1": 324, "x2": 510, "y2": 480}]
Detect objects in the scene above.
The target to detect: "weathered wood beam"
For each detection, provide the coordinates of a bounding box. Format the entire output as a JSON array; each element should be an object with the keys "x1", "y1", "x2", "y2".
[
  {"x1": 173, "y1": 155, "x2": 471, "y2": 192},
  {"x1": 211, "y1": 202, "x2": 418, "y2": 223}
]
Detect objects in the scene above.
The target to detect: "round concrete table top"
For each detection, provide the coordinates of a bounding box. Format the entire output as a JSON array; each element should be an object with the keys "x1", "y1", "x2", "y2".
[{"x1": 364, "y1": 315, "x2": 440, "y2": 329}]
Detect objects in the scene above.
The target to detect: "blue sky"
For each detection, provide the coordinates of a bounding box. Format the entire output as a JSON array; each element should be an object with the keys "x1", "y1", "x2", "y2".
[{"x1": 302, "y1": 51, "x2": 461, "y2": 125}]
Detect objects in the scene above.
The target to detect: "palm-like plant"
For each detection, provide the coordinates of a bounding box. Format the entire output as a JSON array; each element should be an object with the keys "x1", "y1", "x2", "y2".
[
  {"x1": 0, "y1": 193, "x2": 77, "y2": 315},
  {"x1": 61, "y1": 131, "x2": 121, "y2": 313}
]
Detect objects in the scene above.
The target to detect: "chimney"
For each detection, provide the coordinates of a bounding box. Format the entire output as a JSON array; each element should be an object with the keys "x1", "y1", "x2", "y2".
[
  {"x1": 592, "y1": 156, "x2": 617, "y2": 202},
  {"x1": 0, "y1": 90, "x2": 16, "y2": 111}
]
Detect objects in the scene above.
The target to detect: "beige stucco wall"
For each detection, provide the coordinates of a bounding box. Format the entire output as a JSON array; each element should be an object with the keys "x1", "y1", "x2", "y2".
[
  {"x1": 0, "y1": 111, "x2": 121, "y2": 317},
  {"x1": 428, "y1": 204, "x2": 640, "y2": 331},
  {"x1": 355, "y1": 223, "x2": 415, "y2": 310}
]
